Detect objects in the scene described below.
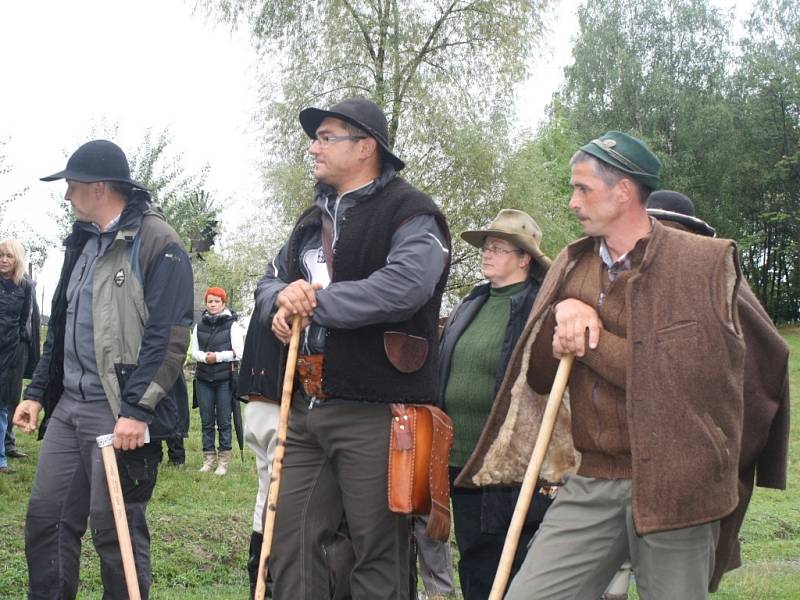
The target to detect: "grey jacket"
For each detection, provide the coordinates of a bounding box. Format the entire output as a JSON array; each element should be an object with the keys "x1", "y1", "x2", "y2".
[{"x1": 26, "y1": 192, "x2": 194, "y2": 439}]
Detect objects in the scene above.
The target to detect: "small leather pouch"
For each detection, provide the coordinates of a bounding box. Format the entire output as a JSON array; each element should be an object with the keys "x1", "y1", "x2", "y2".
[
  {"x1": 296, "y1": 354, "x2": 326, "y2": 399},
  {"x1": 383, "y1": 331, "x2": 428, "y2": 373},
  {"x1": 387, "y1": 403, "x2": 453, "y2": 541}
]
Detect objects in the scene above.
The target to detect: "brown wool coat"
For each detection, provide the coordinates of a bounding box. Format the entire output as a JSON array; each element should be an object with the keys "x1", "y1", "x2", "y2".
[
  {"x1": 457, "y1": 221, "x2": 746, "y2": 535},
  {"x1": 709, "y1": 280, "x2": 790, "y2": 591}
]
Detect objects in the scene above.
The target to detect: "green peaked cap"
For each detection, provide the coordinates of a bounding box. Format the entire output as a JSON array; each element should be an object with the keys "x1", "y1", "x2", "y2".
[{"x1": 579, "y1": 131, "x2": 662, "y2": 191}]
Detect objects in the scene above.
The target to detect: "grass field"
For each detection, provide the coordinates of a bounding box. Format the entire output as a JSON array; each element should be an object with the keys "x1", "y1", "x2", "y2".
[{"x1": 0, "y1": 329, "x2": 797, "y2": 599}]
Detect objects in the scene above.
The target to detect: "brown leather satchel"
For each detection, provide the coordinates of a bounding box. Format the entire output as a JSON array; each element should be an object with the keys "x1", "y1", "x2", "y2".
[{"x1": 387, "y1": 403, "x2": 453, "y2": 541}]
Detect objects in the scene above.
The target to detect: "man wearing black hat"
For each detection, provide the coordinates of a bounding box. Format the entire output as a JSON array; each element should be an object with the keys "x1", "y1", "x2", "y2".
[
  {"x1": 646, "y1": 190, "x2": 789, "y2": 594},
  {"x1": 457, "y1": 132, "x2": 746, "y2": 599},
  {"x1": 14, "y1": 140, "x2": 193, "y2": 599},
  {"x1": 248, "y1": 98, "x2": 450, "y2": 599}
]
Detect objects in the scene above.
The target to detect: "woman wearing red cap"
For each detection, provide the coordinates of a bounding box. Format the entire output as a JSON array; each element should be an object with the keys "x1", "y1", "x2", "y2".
[{"x1": 190, "y1": 287, "x2": 244, "y2": 475}]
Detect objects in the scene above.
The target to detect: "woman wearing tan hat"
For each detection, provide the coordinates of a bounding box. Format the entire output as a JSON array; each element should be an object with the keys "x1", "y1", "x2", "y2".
[{"x1": 437, "y1": 209, "x2": 551, "y2": 599}]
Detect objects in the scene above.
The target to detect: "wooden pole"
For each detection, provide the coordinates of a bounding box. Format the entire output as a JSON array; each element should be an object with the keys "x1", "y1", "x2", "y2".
[
  {"x1": 488, "y1": 354, "x2": 575, "y2": 600},
  {"x1": 96, "y1": 433, "x2": 142, "y2": 600},
  {"x1": 254, "y1": 318, "x2": 303, "y2": 600}
]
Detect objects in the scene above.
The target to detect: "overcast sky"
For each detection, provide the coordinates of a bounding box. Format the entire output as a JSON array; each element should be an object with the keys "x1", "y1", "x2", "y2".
[{"x1": 0, "y1": 0, "x2": 750, "y2": 310}]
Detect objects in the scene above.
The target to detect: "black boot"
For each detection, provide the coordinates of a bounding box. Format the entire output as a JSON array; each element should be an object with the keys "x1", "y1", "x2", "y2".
[
  {"x1": 248, "y1": 531, "x2": 262, "y2": 599},
  {"x1": 248, "y1": 531, "x2": 273, "y2": 599}
]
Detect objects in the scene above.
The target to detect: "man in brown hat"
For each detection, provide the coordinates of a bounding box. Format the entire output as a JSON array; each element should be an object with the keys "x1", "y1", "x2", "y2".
[
  {"x1": 251, "y1": 97, "x2": 450, "y2": 599},
  {"x1": 456, "y1": 132, "x2": 746, "y2": 599},
  {"x1": 645, "y1": 191, "x2": 789, "y2": 593}
]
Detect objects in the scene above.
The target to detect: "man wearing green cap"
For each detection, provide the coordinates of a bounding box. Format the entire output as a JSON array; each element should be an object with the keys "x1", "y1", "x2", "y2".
[{"x1": 455, "y1": 132, "x2": 746, "y2": 598}]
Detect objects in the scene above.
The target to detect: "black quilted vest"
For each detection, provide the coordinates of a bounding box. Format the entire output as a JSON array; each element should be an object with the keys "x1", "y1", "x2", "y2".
[
  {"x1": 195, "y1": 312, "x2": 235, "y2": 383},
  {"x1": 288, "y1": 177, "x2": 450, "y2": 403}
]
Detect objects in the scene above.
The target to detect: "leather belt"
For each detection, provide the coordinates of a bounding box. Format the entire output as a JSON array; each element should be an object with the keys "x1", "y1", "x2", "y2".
[{"x1": 247, "y1": 394, "x2": 278, "y2": 404}]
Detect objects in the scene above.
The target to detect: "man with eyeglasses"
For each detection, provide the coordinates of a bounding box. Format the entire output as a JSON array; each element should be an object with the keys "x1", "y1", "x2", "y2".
[
  {"x1": 457, "y1": 131, "x2": 746, "y2": 599},
  {"x1": 250, "y1": 97, "x2": 450, "y2": 599}
]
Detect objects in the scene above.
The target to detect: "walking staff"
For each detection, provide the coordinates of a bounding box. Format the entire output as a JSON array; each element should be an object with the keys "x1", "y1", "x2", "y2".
[
  {"x1": 97, "y1": 433, "x2": 142, "y2": 600},
  {"x1": 488, "y1": 354, "x2": 573, "y2": 600},
  {"x1": 254, "y1": 318, "x2": 302, "y2": 600}
]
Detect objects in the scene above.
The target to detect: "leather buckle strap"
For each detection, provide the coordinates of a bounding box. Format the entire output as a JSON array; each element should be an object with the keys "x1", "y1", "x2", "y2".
[{"x1": 296, "y1": 354, "x2": 326, "y2": 400}]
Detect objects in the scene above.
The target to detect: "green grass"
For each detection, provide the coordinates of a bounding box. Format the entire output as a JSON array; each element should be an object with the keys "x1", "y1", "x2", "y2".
[
  {"x1": 0, "y1": 392, "x2": 255, "y2": 599},
  {"x1": 1, "y1": 329, "x2": 798, "y2": 598}
]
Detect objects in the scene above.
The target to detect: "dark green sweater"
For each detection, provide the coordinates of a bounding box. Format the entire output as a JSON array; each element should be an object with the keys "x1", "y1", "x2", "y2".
[{"x1": 445, "y1": 281, "x2": 526, "y2": 466}]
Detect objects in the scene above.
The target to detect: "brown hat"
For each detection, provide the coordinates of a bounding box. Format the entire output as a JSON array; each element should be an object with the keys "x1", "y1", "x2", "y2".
[{"x1": 461, "y1": 209, "x2": 551, "y2": 269}]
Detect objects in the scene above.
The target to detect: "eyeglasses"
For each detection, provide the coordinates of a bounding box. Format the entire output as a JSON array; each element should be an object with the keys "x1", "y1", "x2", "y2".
[
  {"x1": 481, "y1": 243, "x2": 518, "y2": 256},
  {"x1": 311, "y1": 134, "x2": 367, "y2": 148}
]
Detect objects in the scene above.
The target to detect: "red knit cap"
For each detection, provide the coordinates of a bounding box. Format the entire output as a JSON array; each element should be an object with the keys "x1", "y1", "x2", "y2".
[{"x1": 205, "y1": 286, "x2": 227, "y2": 303}]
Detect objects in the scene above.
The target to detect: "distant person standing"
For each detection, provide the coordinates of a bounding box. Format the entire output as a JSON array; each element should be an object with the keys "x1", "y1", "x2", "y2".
[
  {"x1": 190, "y1": 286, "x2": 244, "y2": 476},
  {"x1": 0, "y1": 239, "x2": 33, "y2": 474},
  {"x1": 14, "y1": 140, "x2": 193, "y2": 599},
  {"x1": 4, "y1": 269, "x2": 41, "y2": 460}
]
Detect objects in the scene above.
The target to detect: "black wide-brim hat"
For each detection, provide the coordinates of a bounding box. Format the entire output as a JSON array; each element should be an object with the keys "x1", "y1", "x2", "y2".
[
  {"x1": 40, "y1": 139, "x2": 147, "y2": 189},
  {"x1": 647, "y1": 190, "x2": 716, "y2": 237},
  {"x1": 299, "y1": 97, "x2": 405, "y2": 171}
]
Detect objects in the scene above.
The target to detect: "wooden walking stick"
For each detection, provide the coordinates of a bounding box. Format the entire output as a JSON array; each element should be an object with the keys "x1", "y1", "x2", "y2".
[
  {"x1": 488, "y1": 353, "x2": 575, "y2": 600},
  {"x1": 255, "y1": 317, "x2": 303, "y2": 600},
  {"x1": 96, "y1": 433, "x2": 142, "y2": 600}
]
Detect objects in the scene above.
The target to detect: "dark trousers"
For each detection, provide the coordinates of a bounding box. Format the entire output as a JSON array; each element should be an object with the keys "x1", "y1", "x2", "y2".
[
  {"x1": 162, "y1": 437, "x2": 185, "y2": 464},
  {"x1": 270, "y1": 395, "x2": 410, "y2": 600},
  {"x1": 195, "y1": 378, "x2": 232, "y2": 452},
  {"x1": 4, "y1": 407, "x2": 17, "y2": 451},
  {"x1": 451, "y1": 467, "x2": 551, "y2": 600},
  {"x1": 3, "y1": 344, "x2": 26, "y2": 451},
  {"x1": 25, "y1": 396, "x2": 161, "y2": 599}
]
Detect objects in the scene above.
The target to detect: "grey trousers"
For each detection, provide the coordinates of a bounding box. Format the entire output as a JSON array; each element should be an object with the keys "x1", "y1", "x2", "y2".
[
  {"x1": 414, "y1": 516, "x2": 456, "y2": 597},
  {"x1": 25, "y1": 396, "x2": 161, "y2": 600},
  {"x1": 506, "y1": 475, "x2": 719, "y2": 600},
  {"x1": 270, "y1": 395, "x2": 410, "y2": 600}
]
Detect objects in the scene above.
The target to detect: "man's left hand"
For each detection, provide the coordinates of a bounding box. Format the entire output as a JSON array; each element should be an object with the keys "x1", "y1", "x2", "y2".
[
  {"x1": 113, "y1": 417, "x2": 148, "y2": 451},
  {"x1": 553, "y1": 298, "x2": 603, "y2": 357}
]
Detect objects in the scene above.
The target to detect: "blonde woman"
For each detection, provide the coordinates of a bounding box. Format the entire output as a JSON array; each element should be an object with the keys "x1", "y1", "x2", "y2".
[{"x1": 0, "y1": 239, "x2": 32, "y2": 474}]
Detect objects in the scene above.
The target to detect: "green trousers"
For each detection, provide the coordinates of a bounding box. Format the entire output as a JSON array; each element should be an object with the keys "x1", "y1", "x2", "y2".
[{"x1": 506, "y1": 474, "x2": 719, "y2": 600}]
